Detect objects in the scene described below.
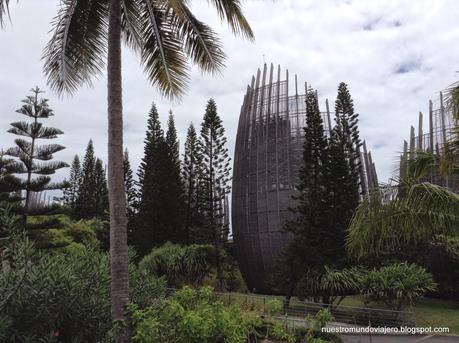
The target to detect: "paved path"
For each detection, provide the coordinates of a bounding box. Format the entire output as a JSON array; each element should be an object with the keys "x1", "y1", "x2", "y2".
[{"x1": 342, "y1": 334, "x2": 459, "y2": 342}]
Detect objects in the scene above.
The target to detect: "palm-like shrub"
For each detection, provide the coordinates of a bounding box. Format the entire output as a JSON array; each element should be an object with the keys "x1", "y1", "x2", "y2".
[
  {"x1": 362, "y1": 263, "x2": 437, "y2": 311},
  {"x1": 296, "y1": 266, "x2": 364, "y2": 305},
  {"x1": 139, "y1": 243, "x2": 214, "y2": 288}
]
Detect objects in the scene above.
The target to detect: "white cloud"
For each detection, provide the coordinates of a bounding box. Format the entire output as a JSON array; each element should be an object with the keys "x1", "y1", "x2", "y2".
[{"x1": 0, "y1": 0, "x2": 458, "y2": 187}]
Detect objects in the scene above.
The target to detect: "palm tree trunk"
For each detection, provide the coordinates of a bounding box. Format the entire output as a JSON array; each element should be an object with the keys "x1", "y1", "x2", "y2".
[{"x1": 107, "y1": 0, "x2": 129, "y2": 341}]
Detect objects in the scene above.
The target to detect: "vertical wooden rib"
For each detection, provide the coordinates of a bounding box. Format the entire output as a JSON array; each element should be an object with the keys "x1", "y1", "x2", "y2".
[
  {"x1": 418, "y1": 112, "x2": 423, "y2": 151},
  {"x1": 429, "y1": 100, "x2": 434, "y2": 153},
  {"x1": 325, "y1": 98, "x2": 333, "y2": 136}
]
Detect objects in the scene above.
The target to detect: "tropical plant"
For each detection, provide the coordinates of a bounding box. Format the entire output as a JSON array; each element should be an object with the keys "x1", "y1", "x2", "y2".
[
  {"x1": 347, "y1": 170, "x2": 459, "y2": 259},
  {"x1": 129, "y1": 286, "x2": 257, "y2": 343},
  {"x1": 1, "y1": 2, "x2": 254, "y2": 339},
  {"x1": 139, "y1": 242, "x2": 215, "y2": 288},
  {"x1": 361, "y1": 263, "x2": 436, "y2": 311},
  {"x1": 4, "y1": 87, "x2": 68, "y2": 229},
  {"x1": 295, "y1": 266, "x2": 364, "y2": 305}
]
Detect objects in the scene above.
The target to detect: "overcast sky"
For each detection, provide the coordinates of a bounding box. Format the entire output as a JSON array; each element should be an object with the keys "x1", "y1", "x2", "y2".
[{"x1": 1, "y1": 0, "x2": 458, "y2": 186}]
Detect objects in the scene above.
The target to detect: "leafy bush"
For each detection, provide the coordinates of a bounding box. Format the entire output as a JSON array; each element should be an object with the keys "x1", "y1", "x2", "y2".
[
  {"x1": 265, "y1": 299, "x2": 283, "y2": 316},
  {"x1": 140, "y1": 243, "x2": 215, "y2": 288},
  {"x1": 129, "y1": 286, "x2": 258, "y2": 343},
  {"x1": 296, "y1": 266, "x2": 365, "y2": 304},
  {"x1": 362, "y1": 262, "x2": 437, "y2": 310},
  {"x1": 0, "y1": 241, "x2": 165, "y2": 342}
]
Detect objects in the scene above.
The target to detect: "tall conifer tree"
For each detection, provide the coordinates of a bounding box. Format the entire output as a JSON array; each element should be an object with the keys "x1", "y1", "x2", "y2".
[
  {"x1": 74, "y1": 140, "x2": 96, "y2": 219},
  {"x1": 163, "y1": 112, "x2": 186, "y2": 243},
  {"x1": 63, "y1": 155, "x2": 82, "y2": 206},
  {"x1": 334, "y1": 82, "x2": 362, "y2": 203},
  {"x1": 124, "y1": 149, "x2": 137, "y2": 244},
  {"x1": 183, "y1": 123, "x2": 203, "y2": 242},
  {"x1": 282, "y1": 88, "x2": 333, "y2": 298},
  {"x1": 136, "y1": 104, "x2": 168, "y2": 255},
  {"x1": 198, "y1": 99, "x2": 231, "y2": 288},
  {"x1": 74, "y1": 140, "x2": 108, "y2": 219},
  {"x1": 5, "y1": 87, "x2": 68, "y2": 228},
  {"x1": 123, "y1": 149, "x2": 137, "y2": 217},
  {"x1": 94, "y1": 158, "x2": 109, "y2": 219}
]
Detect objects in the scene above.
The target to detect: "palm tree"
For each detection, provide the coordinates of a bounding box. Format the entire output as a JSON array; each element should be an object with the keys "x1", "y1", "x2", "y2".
[
  {"x1": 1, "y1": 1, "x2": 253, "y2": 341},
  {"x1": 347, "y1": 143, "x2": 459, "y2": 260},
  {"x1": 348, "y1": 80, "x2": 459, "y2": 260}
]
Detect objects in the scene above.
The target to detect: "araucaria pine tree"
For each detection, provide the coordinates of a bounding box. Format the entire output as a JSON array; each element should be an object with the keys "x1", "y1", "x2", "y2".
[
  {"x1": 93, "y1": 158, "x2": 109, "y2": 219},
  {"x1": 163, "y1": 111, "x2": 186, "y2": 243},
  {"x1": 63, "y1": 155, "x2": 82, "y2": 206},
  {"x1": 136, "y1": 104, "x2": 185, "y2": 255},
  {"x1": 4, "y1": 87, "x2": 68, "y2": 228},
  {"x1": 74, "y1": 140, "x2": 108, "y2": 219},
  {"x1": 182, "y1": 123, "x2": 203, "y2": 242},
  {"x1": 282, "y1": 88, "x2": 334, "y2": 299},
  {"x1": 327, "y1": 83, "x2": 362, "y2": 247},
  {"x1": 0, "y1": 150, "x2": 23, "y2": 206},
  {"x1": 334, "y1": 82, "x2": 363, "y2": 203},
  {"x1": 198, "y1": 99, "x2": 231, "y2": 289},
  {"x1": 123, "y1": 149, "x2": 137, "y2": 217},
  {"x1": 123, "y1": 149, "x2": 138, "y2": 244}
]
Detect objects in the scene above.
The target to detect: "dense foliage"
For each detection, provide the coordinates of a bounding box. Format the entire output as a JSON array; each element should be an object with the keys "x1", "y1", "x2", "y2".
[
  {"x1": 0, "y1": 239, "x2": 165, "y2": 342},
  {"x1": 129, "y1": 287, "x2": 257, "y2": 343},
  {"x1": 361, "y1": 263, "x2": 437, "y2": 310},
  {"x1": 72, "y1": 140, "x2": 109, "y2": 220},
  {"x1": 282, "y1": 85, "x2": 364, "y2": 302},
  {"x1": 140, "y1": 243, "x2": 215, "y2": 288}
]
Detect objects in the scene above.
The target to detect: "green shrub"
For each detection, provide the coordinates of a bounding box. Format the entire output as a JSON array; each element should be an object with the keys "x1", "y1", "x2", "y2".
[
  {"x1": 0, "y1": 242, "x2": 165, "y2": 342},
  {"x1": 129, "y1": 286, "x2": 258, "y2": 343},
  {"x1": 265, "y1": 299, "x2": 283, "y2": 316},
  {"x1": 362, "y1": 262, "x2": 437, "y2": 310},
  {"x1": 140, "y1": 243, "x2": 215, "y2": 288}
]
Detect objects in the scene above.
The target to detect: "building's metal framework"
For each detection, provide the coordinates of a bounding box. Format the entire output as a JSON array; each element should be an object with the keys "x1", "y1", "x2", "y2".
[
  {"x1": 400, "y1": 90, "x2": 457, "y2": 190},
  {"x1": 232, "y1": 64, "x2": 378, "y2": 293}
]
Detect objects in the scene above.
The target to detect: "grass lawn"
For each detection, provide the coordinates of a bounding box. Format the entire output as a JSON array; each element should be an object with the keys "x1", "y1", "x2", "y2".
[{"x1": 340, "y1": 296, "x2": 459, "y2": 335}]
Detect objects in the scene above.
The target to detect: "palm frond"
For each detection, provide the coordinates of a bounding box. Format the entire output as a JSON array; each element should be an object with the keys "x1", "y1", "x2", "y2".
[
  {"x1": 347, "y1": 183, "x2": 459, "y2": 259},
  {"x1": 207, "y1": 0, "x2": 254, "y2": 41},
  {"x1": 405, "y1": 150, "x2": 437, "y2": 182},
  {"x1": 138, "y1": 0, "x2": 189, "y2": 98},
  {"x1": 42, "y1": 0, "x2": 109, "y2": 95},
  {"x1": 167, "y1": 0, "x2": 225, "y2": 73},
  {"x1": 121, "y1": 0, "x2": 144, "y2": 51},
  {"x1": 0, "y1": 0, "x2": 12, "y2": 28},
  {"x1": 444, "y1": 81, "x2": 459, "y2": 121}
]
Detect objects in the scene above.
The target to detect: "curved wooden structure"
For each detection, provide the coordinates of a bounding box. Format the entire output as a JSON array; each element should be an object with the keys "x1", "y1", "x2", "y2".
[{"x1": 231, "y1": 64, "x2": 377, "y2": 293}]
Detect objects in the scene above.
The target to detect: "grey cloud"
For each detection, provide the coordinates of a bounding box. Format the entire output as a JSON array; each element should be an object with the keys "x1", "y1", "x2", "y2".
[{"x1": 1, "y1": 0, "x2": 459, "y2": 189}]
